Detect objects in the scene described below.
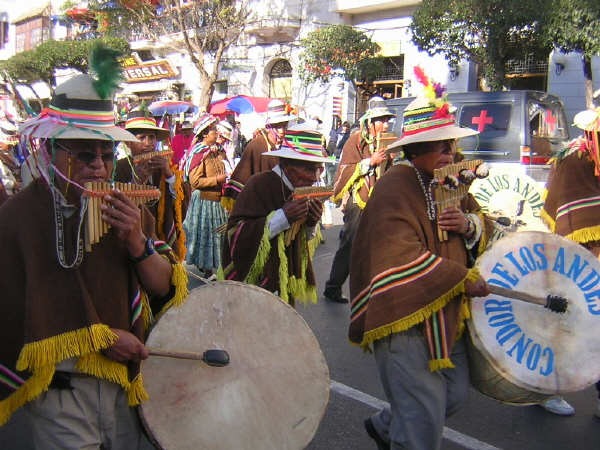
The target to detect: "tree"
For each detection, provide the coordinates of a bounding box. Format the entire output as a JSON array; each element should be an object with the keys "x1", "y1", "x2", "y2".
[
  {"x1": 410, "y1": 0, "x2": 552, "y2": 91},
  {"x1": 0, "y1": 37, "x2": 130, "y2": 87},
  {"x1": 548, "y1": 0, "x2": 600, "y2": 107},
  {"x1": 298, "y1": 24, "x2": 385, "y2": 97},
  {"x1": 89, "y1": 0, "x2": 251, "y2": 109}
]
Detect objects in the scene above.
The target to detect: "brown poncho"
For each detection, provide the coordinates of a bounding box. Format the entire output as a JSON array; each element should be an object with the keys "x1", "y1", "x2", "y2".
[
  {"x1": 331, "y1": 132, "x2": 391, "y2": 209},
  {"x1": 221, "y1": 131, "x2": 278, "y2": 211},
  {"x1": 542, "y1": 150, "x2": 600, "y2": 248},
  {"x1": 0, "y1": 179, "x2": 188, "y2": 426},
  {"x1": 218, "y1": 170, "x2": 319, "y2": 304},
  {"x1": 349, "y1": 163, "x2": 486, "y2": 370},
  {"x1": 115, "y1": 157, "x2": 189, "y2": 261}
]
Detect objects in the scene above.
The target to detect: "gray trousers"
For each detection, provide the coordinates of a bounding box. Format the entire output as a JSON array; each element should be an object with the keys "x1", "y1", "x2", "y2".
[
  {"x1": 371, "y1": 327, "x2": 470, "y2": 450},
  {"x1": 25, "y1": 377, "x2": 142, "y2": 450}
]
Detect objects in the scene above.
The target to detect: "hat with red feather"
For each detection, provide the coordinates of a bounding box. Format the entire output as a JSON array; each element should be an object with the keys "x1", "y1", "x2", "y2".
[{"x1": 387, "y1": 66, "x2": 478, "y2": 152}]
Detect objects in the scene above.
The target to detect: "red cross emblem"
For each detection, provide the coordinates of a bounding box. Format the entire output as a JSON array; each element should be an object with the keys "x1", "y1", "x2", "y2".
[
  {"x1": 471, "y1": 110, "x2": 494, "y2": 132},
  {"x1": 545, "y1": 110, "x2": 556, "y2": 132}
]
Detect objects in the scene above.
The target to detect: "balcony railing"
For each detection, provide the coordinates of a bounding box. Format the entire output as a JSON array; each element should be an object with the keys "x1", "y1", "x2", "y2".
[
  {"x1": 374, "y1": 66, "x2": 404, "y2": 81},
  {"x1": 506, "y1": 57, "x2": 548, "y2": 75}
]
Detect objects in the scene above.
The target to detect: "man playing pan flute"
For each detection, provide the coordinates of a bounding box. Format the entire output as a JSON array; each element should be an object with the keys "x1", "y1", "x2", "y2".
[
  {"x1": 219, "y1": 123, "x2": 335, "y2": 307},
  {"x1": 0, "y1": 44, "x2": 188, "y2": 449},
  {"x1": 115, "y1": 108, "x2": 189, "y2": 261},
  {"x1": 350, "y1": 68, "x2": 491, "y2": 450},
  {"x1": 323, "y1": 97, "x2": 396, "y2": 304},
  {"x1": 220, "y1": 99, "x2": 297, "y2": 211}
]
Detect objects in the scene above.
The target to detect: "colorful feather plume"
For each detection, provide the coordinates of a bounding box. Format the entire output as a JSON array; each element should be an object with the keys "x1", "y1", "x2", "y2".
[
  {"x1": 89, "y1": 42, "x2": 125, "y2": 100},
  {"x1": 413, "y1": 66, "x2": 451, "y2": 116}
]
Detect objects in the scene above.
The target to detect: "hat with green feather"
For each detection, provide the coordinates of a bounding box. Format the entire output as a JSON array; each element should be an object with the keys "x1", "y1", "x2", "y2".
[{"x1": 18, "y1": 43, "x2": 138, "y2": 143}]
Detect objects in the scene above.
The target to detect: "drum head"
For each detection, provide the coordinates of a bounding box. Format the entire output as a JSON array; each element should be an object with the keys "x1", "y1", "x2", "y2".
[
  {"x1": 140, "y1": 281, "x2": 330, "y2": 450},
  {"x1": 469, "y1": 168, "x2": 548, "y2": 243},
  {"x1": 469, "y1": 231, "x2": 600, "y2": 394}
]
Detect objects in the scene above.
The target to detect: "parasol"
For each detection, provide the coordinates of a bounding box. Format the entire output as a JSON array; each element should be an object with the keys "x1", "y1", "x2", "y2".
[
  {"x1": 148, "y1": 100, "x2": 197, "y2": 116},
  {"x1": 209, "y1": 95, "x2": 275, "y2": 115}
]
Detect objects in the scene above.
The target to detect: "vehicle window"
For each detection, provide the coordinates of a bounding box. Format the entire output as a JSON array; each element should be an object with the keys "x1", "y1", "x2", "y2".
[
  {"x1": 528, "y1": 102, "x2": 568, "y2": 139},
  {"x1": 458, "y1": 105, "x2": 512, "y2": 138}
]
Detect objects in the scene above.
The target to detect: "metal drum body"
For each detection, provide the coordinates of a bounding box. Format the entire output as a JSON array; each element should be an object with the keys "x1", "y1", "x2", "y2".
[
  {"x1": 140, "y1": 281, "x2": 330, "y2": 450},
  {"x1": 468, "y1": 231, "x2": 600, "y2": 403}
]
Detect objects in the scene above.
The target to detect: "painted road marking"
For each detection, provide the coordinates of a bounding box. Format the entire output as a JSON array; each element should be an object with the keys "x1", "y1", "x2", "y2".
[{"x1": 330, "y1": 381, "x2": 502, "y2": 450}]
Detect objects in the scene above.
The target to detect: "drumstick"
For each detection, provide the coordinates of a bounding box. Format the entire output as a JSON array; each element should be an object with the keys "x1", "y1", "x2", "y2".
[
  {"x1": 147, "y1": 348, "x2": 230, "y2": 367},
  {"x1": 488, "y1": 285, "x2": 568, "y2": 313}
]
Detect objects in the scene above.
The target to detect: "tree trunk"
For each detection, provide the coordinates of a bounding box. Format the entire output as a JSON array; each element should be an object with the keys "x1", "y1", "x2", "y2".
[{"x1": 582, "y1": 55, "x2": 594, "y2": 108}]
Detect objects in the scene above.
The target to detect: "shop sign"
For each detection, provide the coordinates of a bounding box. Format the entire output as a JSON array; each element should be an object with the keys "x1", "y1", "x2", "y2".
[{"x1": 122, "y1": 59, "x2": 178, "y2": 83}]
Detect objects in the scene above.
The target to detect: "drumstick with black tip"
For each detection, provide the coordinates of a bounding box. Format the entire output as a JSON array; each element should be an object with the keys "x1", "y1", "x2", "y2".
[
  {"x1": 487, "y1": 285, "x2": 568, "y2": 313},
  {"x1": 147, "y1": 348, "x2": 230, "y2": 367}
]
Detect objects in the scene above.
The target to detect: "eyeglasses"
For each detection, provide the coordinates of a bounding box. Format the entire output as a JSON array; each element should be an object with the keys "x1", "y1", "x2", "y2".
[{"x1": 55, "y1": 143, "x2": 115, "y2": 164}]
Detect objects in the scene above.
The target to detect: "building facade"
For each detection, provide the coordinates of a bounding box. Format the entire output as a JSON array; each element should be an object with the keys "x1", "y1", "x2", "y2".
[{"x1": 1, "y1": 0, "x2": 598, "y2": 139}]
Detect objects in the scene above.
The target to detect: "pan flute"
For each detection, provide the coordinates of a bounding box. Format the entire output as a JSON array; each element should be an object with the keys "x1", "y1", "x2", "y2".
[
  {"x1": 432, "y1": 159, "x2": 485, "y2": 242},
  {"x1": 83, "y1": 181, "x2": 161, "y2": 251},
  {"x1": 374, "y1": 132, "x2": 397, "y2": 178},
  {"x1": 284, "y1": 186, "x2": 333, "y2": 246},
  {"x1": 133, "y1": 149, "x2": 174, "y2": 164}
]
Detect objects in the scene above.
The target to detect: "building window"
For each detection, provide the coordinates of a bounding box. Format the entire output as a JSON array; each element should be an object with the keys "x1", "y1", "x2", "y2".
[
  {"x1": 214, "y1": 80, "x2": 228, "y2": 96},
  {"x1": 0, "y1": 16, "x2": 8, "y2": 50},
  {"x1": 16, "y1": 32, "x2": 25, "y2": 53},
  {"x1": 269, "y1": 59, "x2": 292, "y2": 103}
]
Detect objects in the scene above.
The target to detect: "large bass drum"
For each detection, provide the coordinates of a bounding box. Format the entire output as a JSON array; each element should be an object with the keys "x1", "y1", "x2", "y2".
[
  {"x1": 139, "y1": 281, "x2": 330, "y2": 450},
  {"x1": 467, "y1": 231, "x2": 600, "y2": 404},
  {"x1": 469, "y1": 168, "x2": 548, "y2": 244}
]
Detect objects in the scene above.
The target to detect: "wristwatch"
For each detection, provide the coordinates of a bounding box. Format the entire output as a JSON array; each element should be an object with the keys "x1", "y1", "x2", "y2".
[{"x1": 131, "y1": 238, "x2": 156, "y2": 264}]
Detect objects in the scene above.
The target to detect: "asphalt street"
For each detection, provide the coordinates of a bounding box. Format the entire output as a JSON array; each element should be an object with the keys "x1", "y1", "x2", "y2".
[{"x1": 1, "y1": 206, "x2": 599, "y2": 449}]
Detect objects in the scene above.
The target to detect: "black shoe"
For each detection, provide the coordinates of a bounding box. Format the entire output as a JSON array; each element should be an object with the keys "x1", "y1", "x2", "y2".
[
  {"x1": 364, "y1": 417, "x2": 390, "y2": 450},
  {"x1": 323, "y1": 290, "x2": 349, "y2": 304}
]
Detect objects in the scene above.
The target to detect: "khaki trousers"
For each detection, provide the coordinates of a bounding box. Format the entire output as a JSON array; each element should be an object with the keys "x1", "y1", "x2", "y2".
[{"x1": 25, "y1": 376, "x2": 142, "y2": 450}]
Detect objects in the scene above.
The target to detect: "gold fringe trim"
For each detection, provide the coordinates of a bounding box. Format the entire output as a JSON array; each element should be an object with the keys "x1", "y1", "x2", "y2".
[
  {"x1": 287, "y1": 276, "x2": 318, "y2": 305},
  {"x1": 127, "y1": 373, "x2": 149, "y2": 406},
  {"x1": 359, "y1": 268, "x2": 480, "y2": 346},
  {"x1": 243, "y1": 213, "x2": 275, "y2": 286},
  {"x1": 16, "y1": 324, "x2": 118, "y2": 372},
  {"x1": 566, "y1": 225, "x2": 600, "y2": 245},
  {"x1": 276, "y1": 231, "x2": 290, "y2": 303},
  {"x1": 0, "y1": 366, "x2": 53, "y2": 426},
  {"x1": 157, "y1": 175, "x2": 167, "y2": 240},
  {"x1": 429, "y1": 358, "x2": 455, "y2": 371},
  {"x1": 474, "y1": 211, "x2": 489, "y2": 256},
  {"x1": 172, "y1": 169, "x2": 187, "y2": 262},
  {"x1": 221, "y1": 196, "x2": 235, "y2": 212},
  {"x1": 76, "y1": 353, "x2": 149, "y2": 406},
  {"x1": 352, "y1": 181, "x2": 368, "y2": 209},
  {"x1": 140, "y1": 290, "x2": 152, "y2": 333},
  {"x1": 539, "y1": 208, "x2": 556, "y2": 232},
  {"x1": 308, "y1": 226, "x2": 323, "y2": 257},
  {"x1": 1, "y1": 325, "x2": 129, "y2": 426},
  {"x1": 331, "y1": 164, "x2": 362, "y2": 204},
  {"x1": 154, "y1": 259, "x2": 189, "y2": 322}
]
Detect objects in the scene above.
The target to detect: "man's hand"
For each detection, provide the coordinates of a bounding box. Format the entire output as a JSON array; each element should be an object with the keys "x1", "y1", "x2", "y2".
[
  {"x1": 305, "y1": 199, "x2": 324, "y2": 227},
  {"x1": 465, "y1": 275, "x2": 490, "y2": 298},
  {"x1": 100, "y1": 188, "x2": 144, "y2": 252},
  {"x1": 369, "y1": 148, "x2": 387, "y2": 166},
  {"x1": 148, "y1": 155, "x2": 174, "y2": 179},
  {"x1": 282, "y1": 197, "x2": 320, "y2": 225},
  {"x1": 438, "y1": 207, "x2": 470, "y2": 234},
  {"x1": 103, "y1": 329, "x2": 148, "y2": 363}
]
